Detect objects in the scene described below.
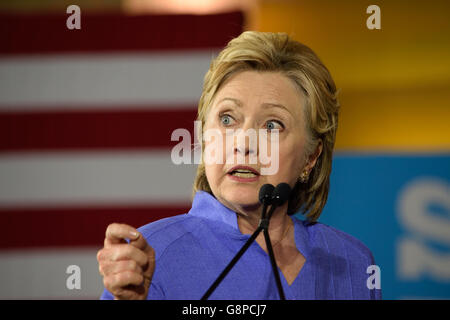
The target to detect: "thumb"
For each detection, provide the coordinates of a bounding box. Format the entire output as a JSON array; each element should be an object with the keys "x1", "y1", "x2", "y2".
[{"x1": 128, "y1": 231, "x2": 152, "y2": 254}]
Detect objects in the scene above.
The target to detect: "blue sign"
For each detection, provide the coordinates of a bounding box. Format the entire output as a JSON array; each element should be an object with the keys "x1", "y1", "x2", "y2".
[{"x1": 309, "y1": 153, "x2": 450, "y2": 299}]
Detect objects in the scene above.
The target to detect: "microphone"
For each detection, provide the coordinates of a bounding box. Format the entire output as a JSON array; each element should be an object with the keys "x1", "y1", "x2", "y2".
[
  {"x1": 271, "y1": 183, "x2": 291, "y2": 206},
  {"x1": 258, "y1": 184, "x2": 275, "y2": 226},
  {"x1": 266, "y1": 183, "x2": 291, "y2": 220},
  {"x1": 201, "y1": 183, "x2": 290, "y2": 300},
  {"x1": 261, "y1": 183, "x2": 291, "y2": 300},
  {"x1": 259, "y1": 184, "x2": 275, "y2": 205}
]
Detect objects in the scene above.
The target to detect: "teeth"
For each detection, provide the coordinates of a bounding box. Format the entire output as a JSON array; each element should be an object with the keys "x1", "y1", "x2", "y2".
[{"x1": 231, "y1": 171, "x2": 256, "y2": 178}]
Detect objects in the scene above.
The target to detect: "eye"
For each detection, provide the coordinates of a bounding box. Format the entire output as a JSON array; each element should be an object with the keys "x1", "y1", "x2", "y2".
[
  {"x1": 220, "y1": 114, "x2": 234, "y2": 126},
  {"x1": 266, "y1": 120, "x2": 284, "y2": 131}
]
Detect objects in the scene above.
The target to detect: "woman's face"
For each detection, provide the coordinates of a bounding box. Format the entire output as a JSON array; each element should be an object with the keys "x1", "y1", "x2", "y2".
[{"x1": 203, "y1": 70, "x2": 311, "y2": 212}]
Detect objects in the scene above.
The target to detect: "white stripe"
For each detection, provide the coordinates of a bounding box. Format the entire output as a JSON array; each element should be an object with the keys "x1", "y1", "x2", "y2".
[
  {"x1": 0, "y1": 248, "x2": 103, "y2": 299},
  {"x1": 0, "y1": 51, "x2": 217, "y2": 110},
  {"x1": 0, "y1": 151, "x2": 197, "y2": 209}
]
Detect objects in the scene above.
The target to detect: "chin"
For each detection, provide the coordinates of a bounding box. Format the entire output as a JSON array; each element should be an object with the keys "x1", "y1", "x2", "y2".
[{"x1": 223, "y1": 187, "x2": 260, "y2": 207}]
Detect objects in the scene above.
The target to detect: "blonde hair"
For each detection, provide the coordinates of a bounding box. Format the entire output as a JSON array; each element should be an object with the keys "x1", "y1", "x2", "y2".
[{"x1": 192, "y1": 31, "x2": 339, "y2": 222}]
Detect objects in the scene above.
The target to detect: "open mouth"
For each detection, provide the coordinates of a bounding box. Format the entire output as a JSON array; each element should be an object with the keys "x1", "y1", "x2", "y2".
[
  {"x1": 227, "y1": 166, "x2": 260, "y2": 179},
  {"x1": 229, "y1": 170, "x2": 258, "y2": 178}
]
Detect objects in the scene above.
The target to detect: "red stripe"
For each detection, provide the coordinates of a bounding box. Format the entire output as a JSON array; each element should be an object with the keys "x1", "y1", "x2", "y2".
[
  {"x1": 0, "y1": 205, "x2": 190, "y2": 249},
  {"x1": 0, "y1": 12, "x2": 243, "y2": 55},
  {"x1": 0, "y1": 107, "x2": 197, "y2": 151}
]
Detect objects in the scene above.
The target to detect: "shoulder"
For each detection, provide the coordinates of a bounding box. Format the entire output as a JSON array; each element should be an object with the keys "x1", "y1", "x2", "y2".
[
  {"x1": 295, "y1": 219, "x2": 382, "y2": 299},
  {"x1": 302, "y1": 220, "x2": 375, "y2": 265},
  {"x1": 138, "y1": 213, "x2": 190, "y2": 238},
  {"x1": 136, "y1": 213, "x2": 202, "y2": 259}
]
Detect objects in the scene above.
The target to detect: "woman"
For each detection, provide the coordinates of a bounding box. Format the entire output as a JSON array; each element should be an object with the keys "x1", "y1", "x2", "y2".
[{"x1": 97, "y1": 31, "x2": 381, "y2": 300}]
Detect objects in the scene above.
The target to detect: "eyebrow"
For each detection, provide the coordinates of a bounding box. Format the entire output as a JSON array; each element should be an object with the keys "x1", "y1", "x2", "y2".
[{"x1": 217, "y1": 97, "x2": 292, "y2": 115}]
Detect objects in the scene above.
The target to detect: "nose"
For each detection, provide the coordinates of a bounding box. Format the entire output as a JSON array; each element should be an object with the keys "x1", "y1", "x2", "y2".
[
  {"x1": 234, "y1": 144, "x2": 255, "y2": 156},
  {"x1": 233, "y1": 129, "x2": 258, "y2": 157}
]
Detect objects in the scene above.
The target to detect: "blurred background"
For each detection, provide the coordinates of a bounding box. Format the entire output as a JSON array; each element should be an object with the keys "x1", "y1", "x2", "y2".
[{"x1": 0, "y1": 0, "x2": 449, "y2": 299}]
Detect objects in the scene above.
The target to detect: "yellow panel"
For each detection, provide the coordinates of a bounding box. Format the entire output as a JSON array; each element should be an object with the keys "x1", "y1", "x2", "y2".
[
  {"x1": 254, "y1": 0, "x2": 450, "y2": 151},
  {"x1": 335, "y1": 85, "x2": 450, "y2": 151}
]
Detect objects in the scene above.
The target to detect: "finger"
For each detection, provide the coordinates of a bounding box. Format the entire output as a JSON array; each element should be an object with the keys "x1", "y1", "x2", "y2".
[
  {"x1": 97, "y1": 244, "x2": 148, "y2": 267},
  {"x1": 104, "y1": 236, "x2": 127, "y2": 248},
  {"x1": 128, "y1": 232, "x2": 153, "y2": 255},
  {"x1": 99, "y1": 259, "x2": 143, "y2": 277},
  {"x1": 113, "y1": 286, "x2": 146, "y2": 300},
  {"x1": 104, "y1": 271, "x2": 144, "y2": 293},
  {"x1": 105, "y1": 223, "x2": 139, "y2": 246},
  {"x1": 129, "y1": 235, "x2": 155, "y2": 279}
]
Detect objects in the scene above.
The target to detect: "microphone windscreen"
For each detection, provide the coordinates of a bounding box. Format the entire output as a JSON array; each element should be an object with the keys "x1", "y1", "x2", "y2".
[
  {"x1": 272, "y1": 183, "x2": 291, "y2": 206},
  {"x1": 259, "y1": 184, "x2": 275, "y2": 205}
]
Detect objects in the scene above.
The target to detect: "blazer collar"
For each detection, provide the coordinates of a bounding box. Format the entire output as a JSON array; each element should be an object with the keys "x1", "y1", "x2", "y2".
[
  {"x1": 188, "y1": 190, "x2": 311, "y2": 260},
  {"x1": 189, "y1": 191, "x2": 241, "y2": 234}
]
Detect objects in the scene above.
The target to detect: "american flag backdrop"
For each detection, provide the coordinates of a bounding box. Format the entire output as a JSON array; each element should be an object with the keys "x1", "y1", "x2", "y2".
[{"x1": 0, "y1": 11, "x2": 243, "y2": 299}]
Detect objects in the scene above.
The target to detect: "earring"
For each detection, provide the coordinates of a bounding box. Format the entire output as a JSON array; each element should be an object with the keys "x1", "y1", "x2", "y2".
[{"x1": 299, "y1": 170, "x2": 309, "y2": 183}]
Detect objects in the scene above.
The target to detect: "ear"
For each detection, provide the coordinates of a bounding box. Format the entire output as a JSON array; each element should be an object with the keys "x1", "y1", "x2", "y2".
[{"x1": 305, "y1": 139, "x2": 323, "y2": 172}]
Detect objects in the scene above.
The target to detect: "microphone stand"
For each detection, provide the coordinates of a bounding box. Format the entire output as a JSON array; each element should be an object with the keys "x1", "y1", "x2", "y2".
[{"x1": 201, "y1": 201, "x2": 286, "y2": 300}]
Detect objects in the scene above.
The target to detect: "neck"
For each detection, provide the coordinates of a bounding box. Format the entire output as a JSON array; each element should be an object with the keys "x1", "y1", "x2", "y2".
[{"x1": 236, "y1": 202, "x2": 292, "y2": 241}]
